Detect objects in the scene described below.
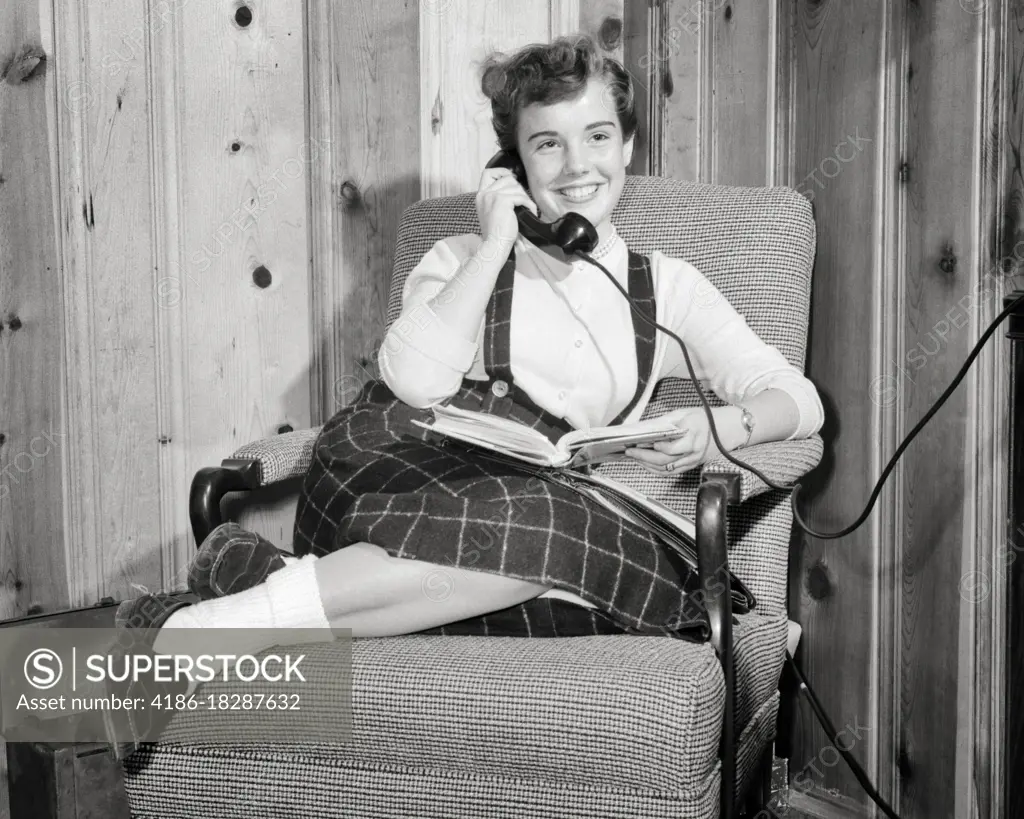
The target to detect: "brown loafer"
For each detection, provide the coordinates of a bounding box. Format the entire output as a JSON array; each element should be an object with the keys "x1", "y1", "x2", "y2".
[{"x1": 188, "y1": 522, "x2": 289, "y2": 600}]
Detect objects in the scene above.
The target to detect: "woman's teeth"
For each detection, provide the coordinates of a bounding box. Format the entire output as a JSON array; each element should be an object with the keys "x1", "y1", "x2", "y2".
[{"x1": 559, "y1": 184, "x2": 600, "y2": 203}]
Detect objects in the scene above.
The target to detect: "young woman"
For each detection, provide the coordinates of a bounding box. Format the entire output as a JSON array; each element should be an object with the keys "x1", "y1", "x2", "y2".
[{"x1": 115, "y1": 34, "x2": 823, "y2": 701}]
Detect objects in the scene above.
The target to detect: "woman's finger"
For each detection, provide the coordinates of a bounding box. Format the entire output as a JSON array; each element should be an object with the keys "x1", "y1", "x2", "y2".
[
  {"x1": 651, "y1": 433, "x2": 692, "y2": 456},
  {"x1": 624, "y1": 447, "x2": 674, "y2": 468}
]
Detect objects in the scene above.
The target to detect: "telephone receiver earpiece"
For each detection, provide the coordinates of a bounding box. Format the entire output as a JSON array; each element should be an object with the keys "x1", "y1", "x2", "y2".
[{"x1": 484, "y1": 150, "x2": 599, "y2": 255}]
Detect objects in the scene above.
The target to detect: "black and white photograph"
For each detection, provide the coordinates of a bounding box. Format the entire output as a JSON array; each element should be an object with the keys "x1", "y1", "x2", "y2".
[{"x1": 0, "y1": 1, "x2": 1019, "y2": 817}]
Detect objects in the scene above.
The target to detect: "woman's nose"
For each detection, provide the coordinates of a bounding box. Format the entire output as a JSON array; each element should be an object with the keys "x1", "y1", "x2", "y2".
[{"x1": 563, "y1": 146, "x2": 590, "y2": 176}]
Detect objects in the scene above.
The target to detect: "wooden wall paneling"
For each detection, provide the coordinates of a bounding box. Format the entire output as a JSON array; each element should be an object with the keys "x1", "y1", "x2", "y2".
[
  {"x1": 900, "y1": 5, "x2": 985, "y2": 817},
  {"x1": 788, "y1": 0, "x2": 888, "y2": 809},
  {"x1": 1005, "y1": 1, "x2": 1024, "y2": 813},
  {"x1": 620, "y1": 0, "x2": 656, "y2": 175},
  {"x1": 53, "y1": 0, "x2": 164, "y2": 604},
  {"x1": 177, "y1": 0, "x2": 310, "y2": 555},
  {"x1": 579, "y1": 0, "x2": 624, "y2": 61},
  {"x1": 551, "y1": 0, "x2": 582, "y2": 39},
  {"x1": 770, "y1": 0, "x2": 793, "y2": 188},
  {"x1": 149, "y1": 0, "x2": 193, "y2": 590},
  {"x1": 649, "y1": 0, "x2": 708, "y2": 182},
  {"x1": 964, "y1": 6, "x2": 1011, "y2": 819},
  {"x1": 420, "y1": 0, "x2": 553, "y2": 199},
  {"x1": 875, "y1": 1, "x2": 907, "y2": 815},
  {"x1": 0, "y1": 0, "x2": 68, "y2": 619},
  {"x1": 0, "y1": 1, "x2": 68, "y2": 812},
  {"x1": 709, "y1": 0, "x2": 773, "y2": 186},
  {"x1": 308, "y1": 0, "x2": 419, "y2": 436}
]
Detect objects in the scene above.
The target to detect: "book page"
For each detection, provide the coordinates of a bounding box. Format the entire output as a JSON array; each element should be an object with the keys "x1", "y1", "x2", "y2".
[
  {"x1": 560, "y1": 417, "x2": 681, "y2": 446},
  {"x1": 410, "y1": 419, "x2": 561, "y2": 466}
]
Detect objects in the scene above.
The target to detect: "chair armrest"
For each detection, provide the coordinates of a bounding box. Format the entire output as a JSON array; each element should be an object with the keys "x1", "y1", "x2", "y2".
[
  {"x1": 700, "y1": 435, "x2": 823, "y2": 504},
  {"x1": 187, "y1": 427, "x2": 322, "y2": 547},
  {"x1": 696, "y1": 473, "x2": 739, "y2": 819},
  {"x1": 227, "y1": 426, "x2": 323, "y2": 485}
]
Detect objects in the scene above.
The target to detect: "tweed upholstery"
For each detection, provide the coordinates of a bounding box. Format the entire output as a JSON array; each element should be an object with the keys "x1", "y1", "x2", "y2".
[
  {"x1": 228, "y1": 426, "x2": 320, "y2": 485},
  {"x1": 124, "y1": 612, "x2": 786, "y2": 818}
]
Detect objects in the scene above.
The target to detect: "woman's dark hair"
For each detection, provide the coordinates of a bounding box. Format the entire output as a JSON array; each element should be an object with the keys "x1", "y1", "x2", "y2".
[{"x1": 480, "y1": 35, "x2": 637, "y2": 153}]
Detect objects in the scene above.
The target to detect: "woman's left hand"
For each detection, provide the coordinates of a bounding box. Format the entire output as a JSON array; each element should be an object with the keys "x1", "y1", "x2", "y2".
[{"x1": 623, "y1": 408, "x2": 733, "y2": 475}]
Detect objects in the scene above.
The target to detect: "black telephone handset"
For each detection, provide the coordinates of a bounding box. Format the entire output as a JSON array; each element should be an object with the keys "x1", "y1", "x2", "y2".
[{"x1": 484, "y1": 150, "x2": 599, "y2": 255}]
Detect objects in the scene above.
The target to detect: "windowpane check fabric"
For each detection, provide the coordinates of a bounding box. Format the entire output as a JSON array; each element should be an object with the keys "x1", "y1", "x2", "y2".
[{"x1": 293, "y1": 248, "x2": 716, "y2": 639}]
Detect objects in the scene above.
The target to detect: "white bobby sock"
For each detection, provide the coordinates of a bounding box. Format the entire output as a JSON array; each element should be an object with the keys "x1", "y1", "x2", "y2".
[{"x1": 153, "y1": 555, "x2": 331, "y2": 658}]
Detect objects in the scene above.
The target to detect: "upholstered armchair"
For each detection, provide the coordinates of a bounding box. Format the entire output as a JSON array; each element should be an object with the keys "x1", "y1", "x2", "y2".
[{"x1": 123, "y1": 176, "x2": 823, "y2": 819}]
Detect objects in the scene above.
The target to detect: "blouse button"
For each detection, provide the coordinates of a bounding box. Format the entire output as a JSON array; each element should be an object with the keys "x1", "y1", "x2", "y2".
[
  {"x1": 491, "y1": 379, "x2": 509, "y2": 397},
  {"x1": 558, "y1": 390, "x2": 567, "y2": 400},
  {"x1": 574, "y1": 339, "x2": 583, "y2": 348}
]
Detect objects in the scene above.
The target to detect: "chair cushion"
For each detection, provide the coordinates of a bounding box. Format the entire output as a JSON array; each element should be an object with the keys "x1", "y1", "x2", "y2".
[{"x1": 125, "y1": 615, "x2": 787, "y2": 817}]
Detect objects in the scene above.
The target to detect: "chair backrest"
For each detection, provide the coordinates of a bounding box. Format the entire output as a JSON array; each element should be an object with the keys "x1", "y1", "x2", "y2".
[{"x1": 386, "y1": 176, "x2": 817, "y2": 616}]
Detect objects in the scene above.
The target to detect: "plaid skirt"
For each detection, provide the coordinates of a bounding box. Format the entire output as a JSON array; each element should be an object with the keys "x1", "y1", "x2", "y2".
[{"x1": 292, "y1": 379, "x2": 708, "y2": 640}]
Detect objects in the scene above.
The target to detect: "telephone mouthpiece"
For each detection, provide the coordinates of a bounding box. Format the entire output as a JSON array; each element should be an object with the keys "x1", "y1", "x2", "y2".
[{"x1": 555, "y1": 213, "x2": 599, "y2": 255}]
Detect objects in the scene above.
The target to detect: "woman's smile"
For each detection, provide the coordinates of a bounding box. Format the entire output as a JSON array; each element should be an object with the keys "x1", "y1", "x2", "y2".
[{"x1": 556, "y1": 181, "x2": 604, "y2": 204}]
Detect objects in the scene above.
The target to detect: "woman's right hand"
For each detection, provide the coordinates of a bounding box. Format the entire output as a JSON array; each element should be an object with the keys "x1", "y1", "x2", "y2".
[{"x1": 475, "y1": 165, "x2": 538, "y2": 246}]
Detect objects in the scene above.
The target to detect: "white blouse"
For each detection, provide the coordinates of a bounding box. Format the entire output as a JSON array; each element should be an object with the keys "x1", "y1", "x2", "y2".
[{"x1": 379, "y1": 225, "x2": 824, "y2": 440}]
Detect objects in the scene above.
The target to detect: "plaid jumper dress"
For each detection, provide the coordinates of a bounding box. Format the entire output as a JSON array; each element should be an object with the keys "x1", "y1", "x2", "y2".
[{"x1": 293, "y1": 247, "x2": 709, "y2": 640}]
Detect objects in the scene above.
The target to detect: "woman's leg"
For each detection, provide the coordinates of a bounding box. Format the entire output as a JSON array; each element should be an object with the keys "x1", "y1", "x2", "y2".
[
  {"x1": 151, "y1": 542, "x2": 551, "y2": 657},
  {"x1": 315, "y1": 541, "x2": 551, "y2": 636}
]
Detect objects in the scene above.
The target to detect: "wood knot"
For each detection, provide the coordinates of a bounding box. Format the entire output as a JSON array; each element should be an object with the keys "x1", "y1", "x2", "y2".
[
  {"x1": 234, "y1": 4, "x2": 253, "y2": 27},
  {"x1": 3, "y1": 46, "x2": 47, "y2": 84},
  {"x1": 252, "y1": 265, "x2": 272, "y2": 288},
  {"x1": 338, "y1": 181, "x2": 361, "y2": 207},
  {"x1": 939, "y1": 243, "x2": 958, "y2": 275},
  {"x1": 897, "y1": 744, "x2": 913, "y2": 780},
  {"x1": 598, "y1": 17, "x2": 622, "y2": 50},
  {"x1": 724, "y1": 5, "x2": 733, "y2": 20},
  {"x1": 26, "y1": 603, "x2": 43, "y2": 616},
  {"x1": 806, "y1": 561, "x2": 832, "y2": 600},
  {"x1": 7, "y1": 315, "x2": 22, "y2": 331}
]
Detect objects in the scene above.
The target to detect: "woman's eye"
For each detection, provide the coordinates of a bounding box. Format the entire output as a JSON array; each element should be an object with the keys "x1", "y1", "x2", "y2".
[
  {"x1": 537, "y1": 140, "x2": 558, "y2": 150},
  {"x1": 590, "y1": 132, "x2": 611, "y2": 143}
]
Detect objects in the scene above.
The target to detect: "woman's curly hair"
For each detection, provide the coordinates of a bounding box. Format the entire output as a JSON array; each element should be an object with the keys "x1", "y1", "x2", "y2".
[{"x1": 480, "y1": 35, "x2": 637, "y2": 153}]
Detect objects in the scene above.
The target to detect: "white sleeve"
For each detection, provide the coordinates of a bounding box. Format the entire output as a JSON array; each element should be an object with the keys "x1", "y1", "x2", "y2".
[
  {"x1": 657, "y1": 253, "x2": 825, "y2": 440},
  {"x1": 378, "y1": 235, "x2": 485, "y2": 408}
]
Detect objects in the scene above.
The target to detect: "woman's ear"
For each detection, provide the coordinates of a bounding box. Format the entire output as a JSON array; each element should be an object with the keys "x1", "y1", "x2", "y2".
[{"x1": 622, "y1": 135, "x2": 635, "y2": 169}]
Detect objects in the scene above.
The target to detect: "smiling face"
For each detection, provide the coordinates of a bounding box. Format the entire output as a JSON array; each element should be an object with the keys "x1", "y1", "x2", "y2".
[{"x1": 515, "y1": 76, "x2": 634, "y2": 243}]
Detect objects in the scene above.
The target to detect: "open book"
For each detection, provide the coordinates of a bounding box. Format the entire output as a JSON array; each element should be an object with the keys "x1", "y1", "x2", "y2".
[{"x1": 411, "y1": 403, "x2": 683, "y2": 469}]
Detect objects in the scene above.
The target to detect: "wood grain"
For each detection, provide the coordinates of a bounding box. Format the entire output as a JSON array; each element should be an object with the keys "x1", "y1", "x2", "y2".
[
  {"x1": 875, "y1": 1, "x2": 905, "y2": 813},
  {"x1": 421, "y1": 0, "x2": 553, "y2": 199},
  {"x1": 550, "y1": 0, "x2": 582, "y2": 38},
  {"x1": 621, "y1": 0, "x2": 655, "y2": 175},
  {"x1": 0, "y1": 0, "x2": 68, "y2": 620},
  {"x1": 656, "y1": 0, "x2": 710, "y2": 182},
  {"x1": 308, "y1": 0, "x2": 419, "y2": 441},
  {"x1": 579, "y1": 0, "x2": 625, "y2": 61},
  {"x1": 710, "y1": 0, "x2": 773, "y2": 185},
  {"x1": 787, "y1": 0, "x2": 886, "y2": 809},
  {"x1": 961, "y1": 6, "x2": 1010, "y2": 819},
  {"x1": 0, "y1": 4, "x2": 67, "y2": 817},
  {"x1": 998, "y1": 6, "x2": 1024, "y2": 819},
  {"x1": 53, "y1": 0, "x2": 163, "y2": 605},
  {"x1": 174, "y1": 0, "x2": 309, "y2": 555},
  {"x1": 899, "y1": 4, "x2": 983, "y2": 817}
]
